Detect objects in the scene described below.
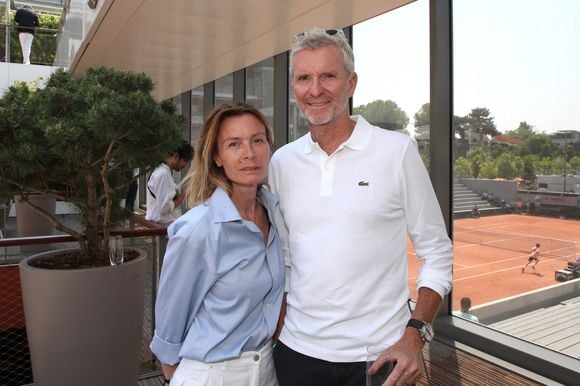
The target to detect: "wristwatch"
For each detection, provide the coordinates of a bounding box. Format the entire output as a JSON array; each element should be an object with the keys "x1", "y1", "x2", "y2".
[{"x1": 406, "y1": 318, "x2": 434, "y2": 343}]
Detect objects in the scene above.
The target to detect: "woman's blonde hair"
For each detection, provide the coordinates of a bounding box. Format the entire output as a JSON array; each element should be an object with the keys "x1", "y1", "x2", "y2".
[{"x1": 184, "y1": 102, "x2": 274, "y2": 207}]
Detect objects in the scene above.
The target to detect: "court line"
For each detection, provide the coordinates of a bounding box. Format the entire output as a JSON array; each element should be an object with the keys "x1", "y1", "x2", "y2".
[{"x1": 452, "y1": 259, "x2": 563, "y2": 282}]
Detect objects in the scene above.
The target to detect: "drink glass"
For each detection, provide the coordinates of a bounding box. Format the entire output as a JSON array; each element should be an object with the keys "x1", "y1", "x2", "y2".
[
  {"x1": 366, "y1": 344, "x2": 395, "y2": 386},
  {"x1": 108, "y1": 235, "x2": 124, "y2": 266}
]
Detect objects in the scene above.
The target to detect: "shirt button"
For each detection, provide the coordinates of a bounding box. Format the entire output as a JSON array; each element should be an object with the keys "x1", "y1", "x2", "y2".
[{"x1": 253, "y1": 354, "x2": 260, "y2": 361}]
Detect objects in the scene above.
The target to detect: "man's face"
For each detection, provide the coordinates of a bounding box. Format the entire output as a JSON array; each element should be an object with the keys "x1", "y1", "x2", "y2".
[
  {"x1": 169, "y1": 154, "x2": 190, "y2": 172},
  {"x1": 291, "y1": 45, "x2": 357, "y2": 127}
]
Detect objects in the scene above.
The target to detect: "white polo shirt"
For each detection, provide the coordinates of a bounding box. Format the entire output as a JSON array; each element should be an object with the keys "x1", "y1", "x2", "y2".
[
  {"x1": 269, "y1": 115, "x2": 453, "y2": 362},
  {"x1": 145, "y1": 163, "x2": 181, "y2": 224}
]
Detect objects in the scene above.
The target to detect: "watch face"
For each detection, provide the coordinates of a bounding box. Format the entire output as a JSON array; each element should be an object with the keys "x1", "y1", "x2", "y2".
[{"x1": 421, "y1": 324, "x2": 435, "y2": 342}]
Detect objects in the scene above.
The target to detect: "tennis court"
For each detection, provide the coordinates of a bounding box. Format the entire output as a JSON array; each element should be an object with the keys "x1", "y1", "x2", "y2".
[{"x1": 407, "y1": 214, "x2": 580, "y2": 310}]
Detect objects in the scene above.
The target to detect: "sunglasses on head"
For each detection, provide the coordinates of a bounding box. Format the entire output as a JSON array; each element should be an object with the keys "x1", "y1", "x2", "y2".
[{"x1": 293, "y1": 28, "x2": 344, "y2": 41}]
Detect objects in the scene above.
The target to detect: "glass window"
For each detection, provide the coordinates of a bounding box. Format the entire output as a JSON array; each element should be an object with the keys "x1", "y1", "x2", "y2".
[
  {"x1": 191, "y1": 85, "x2": 204, "y2": 144},
  {"x1": 353, "y1": 0, "x2": 430, "y2": 302},
  {"x1": 452, "y1": 0, "x2": 580, "y2": 361},
  {"x1": 246, "y1": 58, "x2": 274, "y2": 128},
  {"x1": 288, "y1": 81, "x2": 309, "y2": 141},
  {"x1": 215, "y1": 74, "x2": 233, "y2": 105}
]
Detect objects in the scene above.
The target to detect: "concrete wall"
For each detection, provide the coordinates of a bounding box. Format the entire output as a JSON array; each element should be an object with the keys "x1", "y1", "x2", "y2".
[
  {"x1": 458, "y1": 178, "x2": 518, "y2": 204},
  {"x1": 0, "y1": 63, "x2": 62, "y2": 96},
  {"x1": 471, "y1": 278, "x2": 580, "y2": 324}
]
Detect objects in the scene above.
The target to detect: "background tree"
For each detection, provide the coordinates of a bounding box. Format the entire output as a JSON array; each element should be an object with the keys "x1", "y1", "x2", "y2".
[
  {"x1": 414, "y1": 102, "x2": 430, "y2": 127},
  {"x1": 466, "y1": 147, "x2": 487, "y2": 178},
  {"x1": 527, "y1": 133, "x2": 558, "y2": 158},
  {"x1": 496, "y1": 153, "x2": 517, "y2": 179},
  {"x1": 538, "y1": 157, "x2": 559, "y2": 175},
  {"x1": 505, "y1": 121, "x2": 535, "y2": 140},
  {"x1": 353, "y1": 99, "x2": 409, "y2": 132},
  {"x1": 413, "y1": 102, "x2": 429, "y2": 138},
  {"x1": 569, "y1": 156, "x2": 580, "y2": 175},
  {"x1": 454, "y1": 157, "x2": 472, "y2": 178},
  {"x1": 453, "y1": 114, "x2": 470, "y2": 140},
  {"x1": 479, "y1": 160, "x2": 498, "y2": 179},
  {"x1": 466, "y1": 107, "x2": 499, "y2": 141},
  {"x1": 0, "y1": 68, "x2": 184, "y2": 266},
  {"x1": 522, "y1": 155, "x2": 538, "y2": 183},
  {"x1": 512, "y1": 156, "x2": 525, "y2": 178}
]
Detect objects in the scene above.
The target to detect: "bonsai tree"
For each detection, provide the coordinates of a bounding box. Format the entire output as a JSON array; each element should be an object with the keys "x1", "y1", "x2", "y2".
[{"x1": 0, "y1": 67, "x2": 184, "y2": 267}]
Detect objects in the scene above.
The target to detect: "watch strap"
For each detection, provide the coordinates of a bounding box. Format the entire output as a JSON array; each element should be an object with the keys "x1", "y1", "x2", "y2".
[{"x1": 406, "y1": 318, "x2": 425, "y2": 329}]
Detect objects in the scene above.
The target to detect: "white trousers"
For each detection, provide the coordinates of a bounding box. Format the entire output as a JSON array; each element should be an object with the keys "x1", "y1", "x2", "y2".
[
  {"x1": 171, "y1": 341, "x2": 278, "y2": 386},
  {"x1": 19, "y1": 32, "x2": 34, "y2": 64}
]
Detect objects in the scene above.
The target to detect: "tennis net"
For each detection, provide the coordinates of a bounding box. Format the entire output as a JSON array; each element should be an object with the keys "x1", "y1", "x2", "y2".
[{"x1": 454, "y1": 227, "x2": 576, "y2": 260}]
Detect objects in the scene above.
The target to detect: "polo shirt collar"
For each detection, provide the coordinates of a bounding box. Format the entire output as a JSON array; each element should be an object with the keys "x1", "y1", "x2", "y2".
[{"x1": 303, "y1": 115, "x2": 373, "y2": 154}]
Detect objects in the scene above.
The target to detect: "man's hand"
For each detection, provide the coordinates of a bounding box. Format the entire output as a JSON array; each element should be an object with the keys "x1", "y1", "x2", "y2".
[
  {"x1": 173, "y1": 192, "x2": 185, "y2": 207},
  {"x1": 367, "y1": 329, "x2": 424, "y2": 386}
]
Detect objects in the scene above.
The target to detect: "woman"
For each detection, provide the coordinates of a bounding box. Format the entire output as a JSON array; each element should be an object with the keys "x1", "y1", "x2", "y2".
[{"x1": 150, "y1": 102, "x2": 284, "y2": 386}]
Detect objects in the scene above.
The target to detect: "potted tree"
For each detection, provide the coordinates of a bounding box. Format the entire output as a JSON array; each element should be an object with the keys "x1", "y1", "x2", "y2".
[{"x1": 0, "y1": 67, "x2": 184, "y2": 385}]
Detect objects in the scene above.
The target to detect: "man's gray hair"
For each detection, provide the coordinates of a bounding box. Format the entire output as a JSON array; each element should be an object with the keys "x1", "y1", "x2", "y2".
[{"x1": 290, "y1": 27, "x2": 355, "y2": 77}]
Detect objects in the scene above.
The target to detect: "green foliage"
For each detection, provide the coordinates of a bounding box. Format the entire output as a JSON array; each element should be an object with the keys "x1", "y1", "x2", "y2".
[
  {"x1": 570, "y1": 156, "x2": 580, "y2": 174},
  {"x1": 353, "y1": 99, "x2": 409, "y2": 132},
  {"x1": 454, "y1": 157, "x2": 472, "y2": 178},
  {"x1": 453, "y1": 115, "x2": 470, "y2": 141},
  {"x1": 0, "y1": 67, "x2": 185, "y2": 265},
  {"x1": 496, "y1": 153, "x2": 516, "y2": 180},
  {"x1": 560, "y1": 144, "x2": 576, "y2": 160},
  {"x1": 537, "y1": 157, "x2": 559, "y2": 175},
  {"x1": 527, "y1": 134, "x2": 558, "y2": 158},
  {"x1": 479, "y1": 160, "x2": 497, "y2": 179},
  {"x1": 466, "y1": 107, "x2": 498, "y2": 138},
  {"x1": 414, "y1": 103, "x2": 429, "y2": 127},
  {"x1": 505, "y1": 121, "x2": 535, "y2": 140},
  {"x1": 520, "y1": 155, "x2": 537, "y2": 183},
  {"x1": 452, "y1": 104, "x2": 577, "y2": 183},
  {"x1": 466, "y1": 147, "x2": 487, "y2": 178}
]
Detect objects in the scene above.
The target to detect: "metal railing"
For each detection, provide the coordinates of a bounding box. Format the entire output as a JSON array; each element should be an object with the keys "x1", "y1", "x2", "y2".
[
  {"x1": 0, "y1": 226, "x2": 167, "y2": 385},
  {"x1": 0, "y1": 23, "x2": 59, "y2": 66}
]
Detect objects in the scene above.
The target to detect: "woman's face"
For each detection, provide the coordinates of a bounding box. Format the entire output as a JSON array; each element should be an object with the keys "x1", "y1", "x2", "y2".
[{"x1": 214, "y1": 113, "x2": 270, "y2": 190}]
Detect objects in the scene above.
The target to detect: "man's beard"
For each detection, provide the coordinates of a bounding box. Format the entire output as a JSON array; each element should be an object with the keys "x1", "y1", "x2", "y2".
[{"x1": 298, "y1": 94, "x2": 350, "y2": 127}]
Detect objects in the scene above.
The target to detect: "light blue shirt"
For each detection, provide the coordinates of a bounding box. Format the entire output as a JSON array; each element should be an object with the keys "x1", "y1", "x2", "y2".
[
  {"x1": 453, "y1": 311, "x2": 480, "y2": 322},
  {"x1": 150, "y1": 187, "x2": 285, "y2": 365}
]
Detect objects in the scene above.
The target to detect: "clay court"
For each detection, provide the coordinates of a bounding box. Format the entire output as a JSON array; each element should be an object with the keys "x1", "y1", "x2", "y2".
[{"x1": 407, "y1": 214, "x2": 580, "y2": 311}]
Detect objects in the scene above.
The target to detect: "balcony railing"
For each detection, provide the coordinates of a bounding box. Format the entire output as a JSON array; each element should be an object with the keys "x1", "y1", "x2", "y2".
[
  {"x1": 0, "y1": 23, "x2": 59, "y2": 66},
  {"x1": 0, "y1": 215, "x2": 167, "y2": 385}
]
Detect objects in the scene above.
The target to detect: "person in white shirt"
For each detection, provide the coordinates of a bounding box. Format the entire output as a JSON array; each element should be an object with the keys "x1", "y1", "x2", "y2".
[
  {"x1": 268, "y1": 27, "x2": 453, "y2": 386},
  {"x1": 453, "y1": 297, "x2": 480, "y2": 322},
  {"x1": 145, "y1": 142, "x2": 193, "y2": 224},
  {"x1": 522, "y1": 243, "x2": 541, "y2": 273}
]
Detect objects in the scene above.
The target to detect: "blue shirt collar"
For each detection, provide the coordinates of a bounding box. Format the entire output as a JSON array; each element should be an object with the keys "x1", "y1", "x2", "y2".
[{"x1": 209, "y1": 186, "x2": 279, "y2": 224}]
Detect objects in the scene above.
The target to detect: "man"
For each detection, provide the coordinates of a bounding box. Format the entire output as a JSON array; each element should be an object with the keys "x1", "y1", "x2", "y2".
[
  {"x1": 269, "y1": 27, "x2": 453, "y2": 386},
  {"x1": 522, "y1": 243, "x2": 541, "y2": 273},
  {"x1": 453, "y1": 297, "x2": 479, "y2": 322},
  {"x1": 14, "y1": 4, "x2": 39, "y2": 65},
  {"x1": 146, "y1": 142, "x2": 193, "y2": 224}
]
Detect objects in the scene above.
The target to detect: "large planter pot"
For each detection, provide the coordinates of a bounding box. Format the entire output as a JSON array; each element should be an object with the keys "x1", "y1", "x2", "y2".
[{"x1": 19, "y1": 248, "x2": 147, "y2": 386}]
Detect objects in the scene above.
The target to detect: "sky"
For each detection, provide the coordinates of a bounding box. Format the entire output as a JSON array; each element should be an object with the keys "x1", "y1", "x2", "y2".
[{"x1": 353, "y1": 0, "x2": 580, "y2": 136}]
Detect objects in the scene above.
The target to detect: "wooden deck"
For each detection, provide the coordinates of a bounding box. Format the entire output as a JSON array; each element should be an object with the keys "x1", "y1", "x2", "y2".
[{"x1": 488, "y1": 296, "x2": 580, "y2": 359}]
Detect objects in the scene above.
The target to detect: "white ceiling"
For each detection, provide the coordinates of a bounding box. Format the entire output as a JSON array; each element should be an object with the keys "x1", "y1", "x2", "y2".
[{"x1": 70, "y1": 0, "x2": 414, "y2": 100}]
